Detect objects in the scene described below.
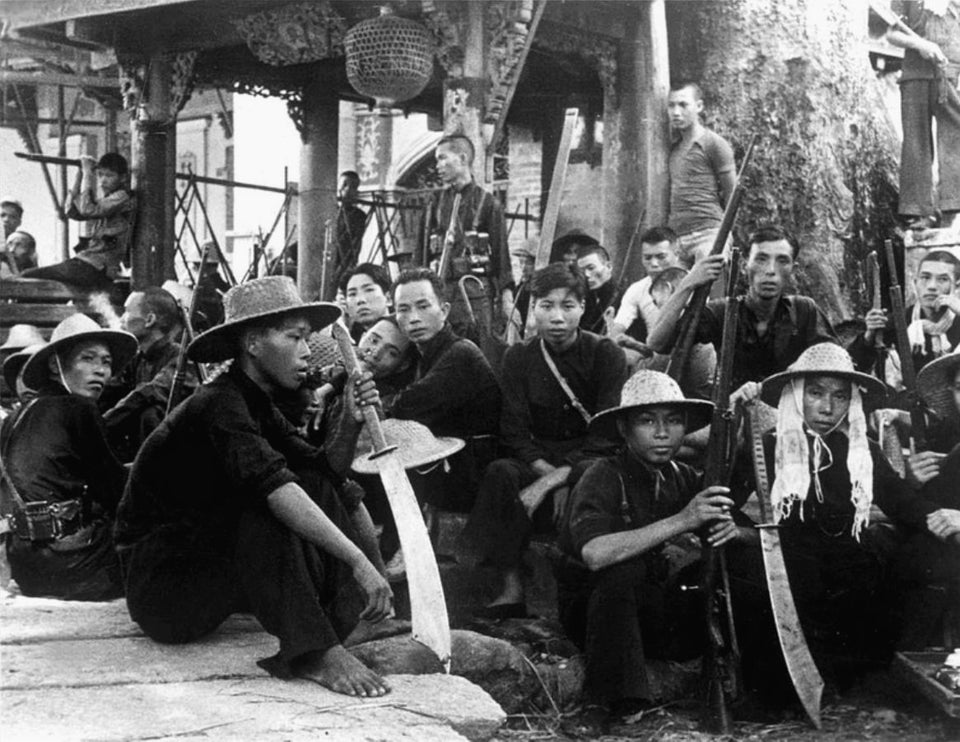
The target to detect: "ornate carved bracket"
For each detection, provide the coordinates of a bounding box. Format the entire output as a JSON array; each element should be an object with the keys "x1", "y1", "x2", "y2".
[
  {"x1": 233, "y1": 1, "x2": 347, "y2": 67},
  {"x1": 536, "y1": 20, "x2": 619, "y2": 107},
  {"x1": 118, "y1": 51, "x2": 197, "y2": 123},
  {"x1": 484, "y1": 0, "x2": 536, "y2": 128},
  {"x1": 421, "y1": 0, "x2": 464, "y2": 77}
]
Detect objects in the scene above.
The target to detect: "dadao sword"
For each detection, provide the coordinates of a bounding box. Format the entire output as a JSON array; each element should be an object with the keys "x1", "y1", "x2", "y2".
[
  {"x1": 333, "y1": 321, "x2": 452, "y2": 672},
  {"x1": 747, "y1": 403, "x2": 824, "y2": 728}
]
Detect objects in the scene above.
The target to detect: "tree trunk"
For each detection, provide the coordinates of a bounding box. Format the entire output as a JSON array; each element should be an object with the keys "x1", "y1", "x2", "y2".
[{"x1": 668, "y1": 0, "x2": 901, "y2": 320}]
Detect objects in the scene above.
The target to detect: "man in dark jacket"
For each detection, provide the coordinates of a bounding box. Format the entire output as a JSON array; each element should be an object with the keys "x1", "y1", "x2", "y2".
[
  {"x1": 115, "y1": 276, "x2": 392, "y2": 698},
  {"x1": 462, "y1": 263, "x2": 627, "y2": 618}
]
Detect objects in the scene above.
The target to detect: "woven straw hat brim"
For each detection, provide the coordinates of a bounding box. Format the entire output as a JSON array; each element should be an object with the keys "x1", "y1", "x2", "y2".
[
  {"x1": 21, "y1": 328, "x2": 137, "y2": 391},
  {"x1": 917, "y1": 352, "x2": 960, "y2": 420},
  {"x1": 589, "y1": 399, "x2": 714, "y2": 440},
  {"x1": 352, "y1": 434, "x2": 465, "y2": 475},
  {"x1": 0, "y1": 324, "x2": 46, "y2": 352},
  {"x1": 188, "y1": 303, "x2": 341, "y2": 363},
  {"x1": 3, "y1": 343, "x2": 45, "y2": 391},
  {"x1": 760, "y1": 368, "x2": 886, "y2": 407}
]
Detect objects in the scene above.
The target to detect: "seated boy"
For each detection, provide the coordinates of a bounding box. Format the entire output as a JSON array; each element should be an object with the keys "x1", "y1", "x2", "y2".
[
  {"x1": 556, "y1": 370, "x2": 752, "y2": 723},
  {"x1": 21, "y1": 153, "x2": 135, "y2": 290},
  {"x1": 461, "y1": 263, "x2": 627, "y2": 618}
]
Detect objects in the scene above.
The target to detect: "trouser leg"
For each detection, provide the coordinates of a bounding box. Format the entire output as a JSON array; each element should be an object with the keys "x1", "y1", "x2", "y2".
[
  {"x1": 899, "y1": 80, "x2": 936, "y2": 218},
  {"x1": 459, "y1": 458, "x2": 540, "y2": 568},
  {"x1": 935, "y1": 80, "x2": 960, "y2": 214},
  {"x1": 122, "y1": 525, "x2": 243, "y2": 644},
  {"x1": 237, "y1": 504, "x2": 365, "y2": 678},
  {"x1": 581, "y1": 561, "x2": 670, "y2": 704},
  {"x1": 20, "y1": 258, "x2": 112, "y2": 290}
]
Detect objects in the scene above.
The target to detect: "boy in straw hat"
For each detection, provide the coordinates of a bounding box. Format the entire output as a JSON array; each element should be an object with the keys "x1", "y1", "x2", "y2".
[
  {"x1": 1, "y1": 313, "x2": 137, "y2": 600},
  {"x1": 555, "y1": 370, "x2": 752, "y2": 724},
  {"x1": 749, "y1": 343, "x2": 944, "y2": 685},
  {"x1": 115, "y1": 276, "x2": 394, "y2": 698}
]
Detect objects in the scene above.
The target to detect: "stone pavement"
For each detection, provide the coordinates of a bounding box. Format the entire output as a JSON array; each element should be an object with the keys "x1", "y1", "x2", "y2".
[{"x1": 0, "y1": 594, "x2": 506, "y2": 741}]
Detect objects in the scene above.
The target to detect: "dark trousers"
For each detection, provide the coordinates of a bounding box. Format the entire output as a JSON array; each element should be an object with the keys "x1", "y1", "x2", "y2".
[
  {"x1": 21, "y1": 258, "x2": 113, "y2": 291},
  {"x1": 460, "y1": 458, "x2": 552, "y2": 569},
  {"x1": 122, "y1": 471, "x2": 365, "y2": 677},
  {"x1": 557, "y1": 558, "x2": 703, "y2": 705},
  {"x1": 900, "y1": 77, "x2": 960, "y2": 217},
  {"x1": 7, "y1": 519, "x2": 123, "y2": 601}
]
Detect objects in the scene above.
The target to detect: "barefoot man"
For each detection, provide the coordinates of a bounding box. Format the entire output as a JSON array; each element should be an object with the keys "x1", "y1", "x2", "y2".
[{"x1": 115, "y1": 277, "x2": 392, "y2": 697}]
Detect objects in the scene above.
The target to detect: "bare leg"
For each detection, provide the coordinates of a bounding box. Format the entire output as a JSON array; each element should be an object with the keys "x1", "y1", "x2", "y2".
[
  {"x1": 293, "y1": 644, "x2": 391, "y2": 697},
  {"x1": 487, "y1": 566, "x2": 525, "y2": 607}
]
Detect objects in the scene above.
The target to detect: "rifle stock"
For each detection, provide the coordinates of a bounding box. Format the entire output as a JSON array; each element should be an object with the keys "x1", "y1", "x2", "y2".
[
  {"x1": 667, "y1": 134, "x2": 757, "y2": 385},
  {"x1": 882, "y1": 239, "x2": 927, "y2": 451},
  {"x1": 700, "y1": 250, "x2": 743, "y2": 734}
]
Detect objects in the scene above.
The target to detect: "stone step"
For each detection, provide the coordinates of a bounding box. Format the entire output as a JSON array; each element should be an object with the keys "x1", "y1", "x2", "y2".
[{"x1": 2, "y1": 675, "x2": 503, "y2": 742}]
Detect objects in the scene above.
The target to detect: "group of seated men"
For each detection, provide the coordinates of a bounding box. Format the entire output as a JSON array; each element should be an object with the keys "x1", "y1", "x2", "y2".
[{"x1": 2, "y1": 216, "x2": 960, "y2": 726}]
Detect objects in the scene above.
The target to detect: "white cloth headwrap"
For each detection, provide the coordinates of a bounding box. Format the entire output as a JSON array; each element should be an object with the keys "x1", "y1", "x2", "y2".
[
  {"x1": 770, "y1": 378, "x2": 874, "y2": 541},
  {"x1": 907, "y1": 302, "x2": 955, "y2": 356}
]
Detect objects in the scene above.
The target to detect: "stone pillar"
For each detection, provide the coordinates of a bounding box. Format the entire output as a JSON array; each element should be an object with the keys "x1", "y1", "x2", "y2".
[
  {"x1": 603, "y1": 0, "x2": 669, "y2": 283},
  {"x1": 131, "y1": 52, "x2": 177, "y2": 289},
  {"x1": 297, "y1": 80, "x2": 339, "y2": 301}
]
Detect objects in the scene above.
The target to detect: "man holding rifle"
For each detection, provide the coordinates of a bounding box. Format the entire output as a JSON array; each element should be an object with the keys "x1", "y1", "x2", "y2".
[
  {"x1": 647, "y1": 225, "x2": 838, "y2": 397},
  {"x1": 554, "y1": 371, "x2": 757, "y2": 731}
]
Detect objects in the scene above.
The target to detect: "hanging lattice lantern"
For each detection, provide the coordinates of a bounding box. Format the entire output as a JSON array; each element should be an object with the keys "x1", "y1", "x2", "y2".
[{"x1": 344, "y1": 6, "x2": 434, "y2": 109}]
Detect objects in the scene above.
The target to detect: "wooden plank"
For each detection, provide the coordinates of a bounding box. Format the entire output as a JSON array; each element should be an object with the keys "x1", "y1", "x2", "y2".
[
  {"x1": 0, "y1": 305, "x2": 77, "y2": 327},
  {"x1": 893, "y1": 652, "x2": 960, "y2": 718},
  {"x1": 0, "y1": 280, "x2": 87, "y2": 302},
  {"x1": 535, "y1": 108, "x2": 580, "y2": 269}
]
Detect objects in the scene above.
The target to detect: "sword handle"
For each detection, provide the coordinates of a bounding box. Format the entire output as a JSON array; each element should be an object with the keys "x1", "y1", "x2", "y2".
[{"x1": 332, "y1": 321, "x2": 389, "y2": 452}]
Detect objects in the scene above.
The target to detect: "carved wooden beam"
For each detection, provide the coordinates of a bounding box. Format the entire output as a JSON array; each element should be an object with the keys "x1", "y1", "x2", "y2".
[
  {"x1": 232, "y1": 1, "x2": 347, "y2": 67},
  {"x1": 536, "y1": 19, "x2": 619, "y2": 107},
  {"x1": 485, "y1": 0, "x2": 544, "y2": 149}
]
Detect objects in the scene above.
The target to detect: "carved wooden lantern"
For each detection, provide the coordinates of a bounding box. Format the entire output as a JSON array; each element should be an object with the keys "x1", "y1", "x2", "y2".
[{"x1": 344, "y1": 6, "x2": 434, "y2": 109}]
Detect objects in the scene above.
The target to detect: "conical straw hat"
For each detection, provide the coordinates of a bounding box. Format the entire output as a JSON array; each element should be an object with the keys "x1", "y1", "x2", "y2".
[
  {"x1": 352, "y1": 418, "x2": 465, "y2": 475},
  {"x1": 917, "y1": 347, "x2": 960, "y2": 420},
  {"x1": 0, "y1": 324, "x2": 45, "y2": 353},
  {"x1": 590, "y1": 370, "x2": 714, "y2": 439},
  {"x1": 21, "y1": 314, "x2": 137, "y2": 390},
  {"x1": 2, "y1": 342, "x2": 46, "y2": 392},
  {"x1": 188, "y1": 276, "x2": 341, "y2": 363},
  {"x1": 760, "y1": 342, "x2": 885, "y2": 406}
]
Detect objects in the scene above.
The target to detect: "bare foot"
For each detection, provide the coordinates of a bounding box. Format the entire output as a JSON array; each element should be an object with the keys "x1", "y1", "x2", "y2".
[{"x1": 293, "y1": 645, "x2": 390, "y2": 697}]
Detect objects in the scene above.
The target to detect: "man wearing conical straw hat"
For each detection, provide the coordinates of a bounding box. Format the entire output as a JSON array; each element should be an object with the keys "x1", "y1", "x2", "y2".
[
  {"x1": 555, "y1": 370, "x2": 753, "y2": 726},
  {"x1": 748, "y1": 343, "x2": 943, "y2": 692},
  {"x1": 115, "y1": 276, "x2": 393, "y2": 698}
]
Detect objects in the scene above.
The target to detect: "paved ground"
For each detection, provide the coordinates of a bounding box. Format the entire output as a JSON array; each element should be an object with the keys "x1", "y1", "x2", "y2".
[{"x1": 0, "y1": 593, "x2": 505, "y2": 742}]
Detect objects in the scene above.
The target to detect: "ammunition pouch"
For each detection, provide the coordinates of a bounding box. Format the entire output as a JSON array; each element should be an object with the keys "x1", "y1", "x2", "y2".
[{"x1": 10, "y1": 499, "x2": 84, "y2": 543}]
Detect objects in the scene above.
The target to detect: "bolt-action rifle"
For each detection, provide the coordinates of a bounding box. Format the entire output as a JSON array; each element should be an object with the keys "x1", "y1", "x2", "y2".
[
  {"x1": 165, "y1": 246, "x2": 210, "y2": 417},
  {"x1": 883, "y1": 239, "x2": 927, "y2": 451},
  {"x1": 697, "y1": 249, "x2": 743, "y2": 734},
  {"x1": 667, "y1": 135, "x2": 757, "y2": 386}
]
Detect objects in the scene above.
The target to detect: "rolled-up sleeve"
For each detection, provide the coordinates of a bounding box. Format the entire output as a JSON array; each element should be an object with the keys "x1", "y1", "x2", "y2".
[{"x1": 567, "y1": 460, "x2": 625, "y2": 556}]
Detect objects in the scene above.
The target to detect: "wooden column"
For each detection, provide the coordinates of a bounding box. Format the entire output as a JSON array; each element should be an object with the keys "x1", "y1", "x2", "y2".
[
  {"x1": 604, "y1": 0, "x2": 670, "y2": 283},
  {"x1": 443, "y1": 2, "x2": 486, "y2": 181},
  {"x1": 297, "y1": 80, "x2": 339, "y2": 301},
  {"x1": 131, "y1": 52, "x2": 177, "y2": 289}
]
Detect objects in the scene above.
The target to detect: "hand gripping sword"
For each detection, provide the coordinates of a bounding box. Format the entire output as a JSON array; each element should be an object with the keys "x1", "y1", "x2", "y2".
[
  {"x1": 333, "y1": 321, "x2": 452, "y2": 672},
  {"x1": 747, "y1": 403, "x2": 824, "y2": 728}
]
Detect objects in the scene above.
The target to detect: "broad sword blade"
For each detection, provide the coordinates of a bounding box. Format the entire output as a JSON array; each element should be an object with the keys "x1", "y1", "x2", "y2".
[
  {"x1": 760, "y1": 529, "x2": 823, "y2": 728},
  {"x1": 376, "y1": 452, "x2": 451, "y2": 672}
]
